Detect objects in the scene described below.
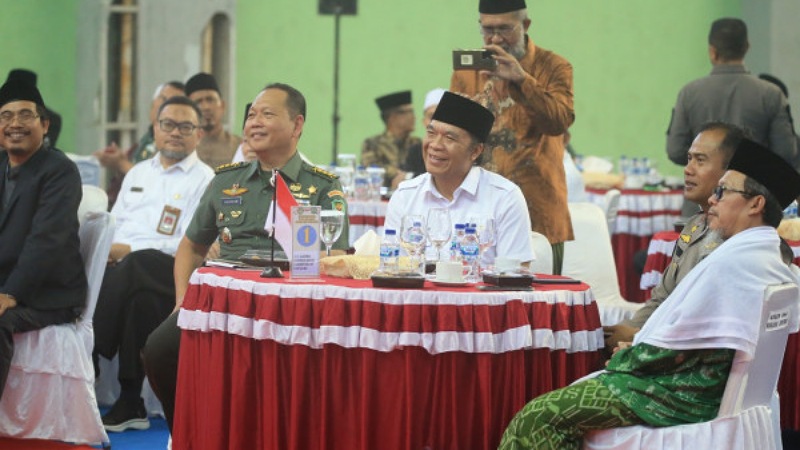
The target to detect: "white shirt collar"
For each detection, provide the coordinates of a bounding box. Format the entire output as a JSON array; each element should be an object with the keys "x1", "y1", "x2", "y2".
[
  {"x1": 148, "y1": 150, "x2": 201, "y2": 172},
  {"x1": 423, "y1": 166, "x2": 482, "y2": 202}
]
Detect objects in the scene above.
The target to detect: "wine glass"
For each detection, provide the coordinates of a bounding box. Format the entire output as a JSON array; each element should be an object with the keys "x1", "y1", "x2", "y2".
[
  {"x1": 426, "y1": 208, "x2": 451, "y2": 262},
  {"x1": 320, "y1": 210, "x2": 345, "y2": 257},
  {"x1": 471, "y1": 217, "x2": 496, "y2": 272},
  {"x1": 400, "y1": 214, "x2": 426, "y2": 275}
]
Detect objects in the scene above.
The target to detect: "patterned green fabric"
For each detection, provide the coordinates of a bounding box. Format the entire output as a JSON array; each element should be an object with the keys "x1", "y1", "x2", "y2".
[
  {"x1": 497, "y1": 344, "x2": 735, "y2": 450},
  {"x1": 599, "y1": 343, "x2": 735, "y2": 426},
  {"x1": 498, "y1": 379, "x2": 643, "y2": 450}
]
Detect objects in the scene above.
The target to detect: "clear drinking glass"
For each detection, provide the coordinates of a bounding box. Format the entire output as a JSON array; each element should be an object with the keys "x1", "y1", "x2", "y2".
[
  {"x1": 320, "y1": 210, "x2": 345, "y2": 256},
  {"x1": 400, "y1": 214, "x2": 426, "y2": 275},
  {"x1": 426, "y1": 208, "x2": 451, "y2": 262}
]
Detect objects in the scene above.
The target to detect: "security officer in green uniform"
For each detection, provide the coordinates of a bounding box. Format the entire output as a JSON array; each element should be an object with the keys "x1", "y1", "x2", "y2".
[{"x1": 143, "y1": 82, "x2": 350, "y2": 432}]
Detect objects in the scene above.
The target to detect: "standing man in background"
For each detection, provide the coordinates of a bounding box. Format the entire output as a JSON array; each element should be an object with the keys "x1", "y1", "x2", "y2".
[
  {"x1": 184, "y1": 72, "x2": 241, "y2": 169},
  {"x1": 666, "y1": 18, "x2": 798, "y2": 169},
  {"x1": 451, "y1": 0, "x2": 575, "y2": 274},
  {"x1": 361, "y1": 90, "x2": 421, "y2": 190}
]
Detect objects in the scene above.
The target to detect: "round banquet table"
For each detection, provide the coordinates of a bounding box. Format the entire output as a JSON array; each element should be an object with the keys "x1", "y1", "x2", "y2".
[
  {"x1": 347, "y1": 199, "x2": 387, "y2": 246},
  {"x1": 173, "y1": 268, "x2": 604, "y2": 450},
  {"x1": 641, "y1": 232, "x2": 800, "y2": 431},
  {"x1": 586, "y1": 188, "x2": 684, "y2": 303}
]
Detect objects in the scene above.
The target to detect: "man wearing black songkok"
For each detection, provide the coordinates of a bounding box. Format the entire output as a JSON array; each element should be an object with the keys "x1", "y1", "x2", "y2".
[
  {"x1": 361, "y1": 90, "x2": 421, "y2": 190},
  {"x1": 0, "y1": 79, "x2": 86, "y2": 400},
  {"x1": 185, "y1": 72, "x2": 241, "y2": 169}
]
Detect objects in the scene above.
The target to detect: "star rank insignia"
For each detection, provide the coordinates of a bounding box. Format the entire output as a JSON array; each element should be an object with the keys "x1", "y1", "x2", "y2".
[
  {"x1": 222, "y1": 183, "x2": 248, "y2": 196},
  {"x1": 308, "y1": 185, "x2": 317, "y2": 195}
]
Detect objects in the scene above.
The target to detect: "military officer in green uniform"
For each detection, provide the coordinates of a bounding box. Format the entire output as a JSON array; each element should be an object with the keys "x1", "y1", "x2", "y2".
[
  {"x1": 190, "y1": 150, "x2": 349, "y2": 259},
  {"x1": 143, "y1": 82, "x2": 350, "y2": 432}
]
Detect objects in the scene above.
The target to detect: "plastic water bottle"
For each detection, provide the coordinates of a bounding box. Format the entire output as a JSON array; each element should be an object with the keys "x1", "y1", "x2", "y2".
[
  {"x1": 618, "y1": 155, "x2": 629, "y2": 176},
  {"x1": 450, "y1": 223, "x2": 466, "y2": 261},
  {"x1": 366, "y1": 165, "x2": 385, "y2": 201},
  {"x1": 379, "y1": 229, "x2": 400, "y2": 274},
  {"x1": 353, "y1": 165, "x2": 370, "y2": 201},
  {"x1": 460, "y1": 227, "x2": 480, "y2": 282}
]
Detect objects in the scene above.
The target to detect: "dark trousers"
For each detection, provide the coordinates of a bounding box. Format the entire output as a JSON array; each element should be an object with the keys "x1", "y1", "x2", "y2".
[
  {"x1": 0, "y1": 305, "x2": 78, "y2": 400},
  {"x1": 142, "y1": 310, "x2": 180, "y2": 431},
  {"x1": 93, "y1": 249, "x2": 175, "y2": 397}
]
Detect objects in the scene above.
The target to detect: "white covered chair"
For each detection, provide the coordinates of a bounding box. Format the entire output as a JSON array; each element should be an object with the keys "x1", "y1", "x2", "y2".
[
  {"x1": 602, "y1": 188, "x2": 621, "y2": 235},
  {"x1": 78, "y1": 184, "x2": 109, "y2": 225},
  {"x1": 529, "y1": 230, "x2": 554, "y2": 275},
  {"x1": 0, "y1": 211, "x2": 114, "y2": 446},
  {"x1": 563, "y1": 203, "x2": 642, "y2": 325},
  {"x1": 583, "y1": 283, "x2": 800, "y2": 450}
]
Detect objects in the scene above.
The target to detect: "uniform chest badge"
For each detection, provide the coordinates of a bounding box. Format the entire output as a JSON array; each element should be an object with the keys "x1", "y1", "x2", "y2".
[
  {"x1": 222, "y1": 183, "x2": 248, "y2": 196},
  {"x1": 290, "y1": 183, "x2": 302, "y2": 192}
]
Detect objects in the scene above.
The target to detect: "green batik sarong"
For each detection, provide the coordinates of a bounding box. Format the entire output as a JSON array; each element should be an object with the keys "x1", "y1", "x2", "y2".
[{"x1": 497, "y1": 378, "x2": 644, "y2": 450}]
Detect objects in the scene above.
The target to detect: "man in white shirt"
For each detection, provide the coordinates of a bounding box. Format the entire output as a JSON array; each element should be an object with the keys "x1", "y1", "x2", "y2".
[
  {"x1": 386, "y1": 91, "x2": 534, "y2": 265},
  {"x1": 92, "y1": 96, "x2": 214, "y2": 433}
]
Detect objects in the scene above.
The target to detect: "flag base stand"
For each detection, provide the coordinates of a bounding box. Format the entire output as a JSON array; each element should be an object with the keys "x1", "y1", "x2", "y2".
[{"x1": 260, "y1": 265, "x2": 284, "y2": 278}]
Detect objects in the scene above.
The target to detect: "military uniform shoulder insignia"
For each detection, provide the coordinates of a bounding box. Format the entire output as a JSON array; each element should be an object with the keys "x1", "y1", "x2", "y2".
[
  {"x1": 306, "y1": 165, "x2": 338, "y2": 180},
  {"x1": 215, "y1": 161, "x2": 249, "y2": 174}
]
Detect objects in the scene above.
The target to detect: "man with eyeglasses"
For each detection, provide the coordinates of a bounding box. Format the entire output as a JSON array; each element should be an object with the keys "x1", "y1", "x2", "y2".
[
  {"x1": 0, "y1": 79, "x2": 87, "y2": 402},
  {"x1": 185, "y1": 72, "x2": 241, "y2": 170},
  {"x1": 604, "y1": 122, "x2": 743, "y2": 351},
  {"x1": 361, "y1": 90, "x2": 421, "y2": 190},
  {"x1": 95, "y1": 81, "x2": 185, "y2": 207},
  {"x1": 92, "y1": 95, "x2": 214, "y2": 432},
  {"x1": 499, "y1": 137, "x2": 800, "y2": 450},
  {"x1": 451, "y1": 0, "x2": 575, "y2": 275}
]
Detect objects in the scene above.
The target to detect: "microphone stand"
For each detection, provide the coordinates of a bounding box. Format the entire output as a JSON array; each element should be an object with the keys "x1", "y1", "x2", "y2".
[{"x1": 261, "y1": 170, "x2": 284, "y2": 278}]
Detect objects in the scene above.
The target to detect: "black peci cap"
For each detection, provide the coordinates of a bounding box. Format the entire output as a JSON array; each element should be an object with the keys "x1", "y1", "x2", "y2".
[
  {"x1": 727, "y1": 138, "x2": 800, "y2": 208},
  {"x1": 430, "y1": 91, "x2": 495, "y2": 143},
  {"x1": 375, "y1": 91, "x2": 412, "y2": 112},
  {"x1": 185, "y1": 72, "x2": 221, "y2": 97},
  {"x1": 479, "y1": 0, "x2": 527, "y2": 14}
]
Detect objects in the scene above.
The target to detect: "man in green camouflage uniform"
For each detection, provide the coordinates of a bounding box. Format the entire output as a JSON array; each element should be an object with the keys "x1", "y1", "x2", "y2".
[
  {"x1": 361, "y1": 90, "x2": 421, "y2": 190},
  {"x1": 142, "y1": 82, "x2": 348, "y2": 432}
]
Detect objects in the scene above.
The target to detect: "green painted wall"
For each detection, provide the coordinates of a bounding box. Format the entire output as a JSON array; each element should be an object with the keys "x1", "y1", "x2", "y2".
[
  {"x1": 1, "y1": 0, "x2": 741, "y2": 177},
  {"x1": 236, "y1": 0, "x2": 740, "y2": 177},
  {"x1": 0, "y1": 0, "x2": 79, "y2": 152}
]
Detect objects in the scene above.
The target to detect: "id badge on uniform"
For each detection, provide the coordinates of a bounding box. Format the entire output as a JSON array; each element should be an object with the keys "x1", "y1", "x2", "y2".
[{"x1": 157, "y1": 206, "x2": 182, "y2": 235}]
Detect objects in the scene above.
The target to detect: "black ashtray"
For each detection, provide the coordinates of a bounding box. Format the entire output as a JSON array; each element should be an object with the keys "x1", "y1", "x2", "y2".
[
  {"x1": 370, "y1": 274, "x2": 425, "y2": 289},
  {"x1": 482, "y1": 273, "x2": 534, "y2": 287}
]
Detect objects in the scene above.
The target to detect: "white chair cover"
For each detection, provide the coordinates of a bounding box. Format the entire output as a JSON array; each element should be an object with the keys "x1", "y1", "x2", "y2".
[
  {"x1": 78, "y1": 185, "x2": 109, "y2": 225},
  {"x1": 0, "y1": 212, "x2": 114, "y2": 446},
  {"x1": 583, "y1": 283, "x2": 800, "y2": 450},
  {"x1": 529, "y1": 231, "x2": 553, "y2": 275},
  {"x1": 602, "y1": 189, "x2": 621, "y2": 235},
  {"x1": 66, "y1": 153, "x2": 104, "y2": 188},
  {"x1": 563, "y1": 203, "x2": 642, "y2": 325}
]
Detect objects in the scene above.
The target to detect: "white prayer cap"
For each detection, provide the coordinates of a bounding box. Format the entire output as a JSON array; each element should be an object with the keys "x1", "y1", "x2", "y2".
[{"x1": 424, "y1": 88, "x2": 446, "y2": 110}]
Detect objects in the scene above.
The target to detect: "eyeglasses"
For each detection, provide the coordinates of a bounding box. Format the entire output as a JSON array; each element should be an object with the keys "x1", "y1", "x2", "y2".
[
  {"x1": 713, "y1": 185, "x2": 756, "y2": 201},
  {"x1": 0, "y1": 109, "x2": 40, "y2": 126},
  {"x1": 479, "y1": 23, "x2": 520, "y2": 38},
  {"x1": 158, "y1": 119, "x2": 198, "y2": 136}
]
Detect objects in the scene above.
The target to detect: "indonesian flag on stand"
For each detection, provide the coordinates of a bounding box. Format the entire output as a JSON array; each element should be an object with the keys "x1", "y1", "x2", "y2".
[{"x1": 264, "y1": 170, "x2": 298, "y2": 261}]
